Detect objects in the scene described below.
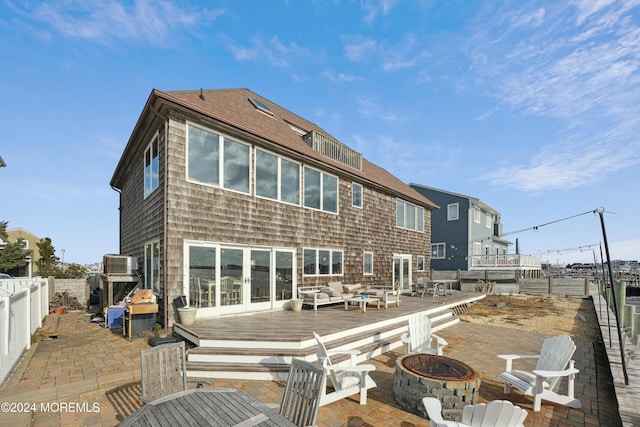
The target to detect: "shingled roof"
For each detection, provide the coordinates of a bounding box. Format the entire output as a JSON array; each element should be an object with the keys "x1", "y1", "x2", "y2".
[{"x1": 112, "y1": 88, "x2": 437, "y2": 210}]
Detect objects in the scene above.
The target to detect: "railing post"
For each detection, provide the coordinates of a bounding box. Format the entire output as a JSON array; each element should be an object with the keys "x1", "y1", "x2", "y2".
[
  {"x1": 548, "y1": 276, "x2": 553, "y2": 295},
  {"x1": 623, "y1": 304, "x2": 635, "y2": 331}
]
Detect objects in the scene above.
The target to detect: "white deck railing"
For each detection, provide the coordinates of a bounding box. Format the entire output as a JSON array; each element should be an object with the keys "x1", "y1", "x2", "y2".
[
  {"x1": 0, "y1": 278, "x2": 49, "y2": 387},
  {"x1": 470, "y1": 254, "x2": 541, "y2": 270}
]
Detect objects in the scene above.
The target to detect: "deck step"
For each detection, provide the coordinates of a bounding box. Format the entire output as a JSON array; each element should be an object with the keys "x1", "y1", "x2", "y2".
[{"x1": 181, "y1": 296, "x2": 479, "y2": 380}]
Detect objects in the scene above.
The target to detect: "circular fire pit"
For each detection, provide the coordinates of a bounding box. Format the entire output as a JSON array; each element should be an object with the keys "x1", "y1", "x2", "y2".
[{"x1": 393, "y1": 354, "x2": 481, "y2": 420}]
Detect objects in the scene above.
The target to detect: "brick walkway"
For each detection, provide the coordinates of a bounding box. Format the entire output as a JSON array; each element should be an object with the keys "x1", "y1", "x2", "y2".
[{"x1": 0, "y1": 300, "x2": 625, "y2": 427}]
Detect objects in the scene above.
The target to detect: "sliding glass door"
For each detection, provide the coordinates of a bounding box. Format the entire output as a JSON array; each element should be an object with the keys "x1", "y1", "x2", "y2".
[{"x1": 185, "y1": 241, "x2": 295, "y2": 315}]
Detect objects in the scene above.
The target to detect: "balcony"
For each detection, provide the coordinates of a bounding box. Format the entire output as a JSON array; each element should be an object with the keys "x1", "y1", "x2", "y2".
[
  {"x1": 303, "y1": 130, "x2": 362, "y2": 171},
  {"x1": 470, "y1": 254, "x2": 541, "y2": 270}
]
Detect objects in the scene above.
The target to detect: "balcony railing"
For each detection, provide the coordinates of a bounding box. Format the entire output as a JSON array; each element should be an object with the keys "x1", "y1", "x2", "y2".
[
  {"x1": 470, "y1": 254, "x2": 541, "y2": 270},
  {"x1": 303, "y1": 130, "x2": 362, "y2": 171}
]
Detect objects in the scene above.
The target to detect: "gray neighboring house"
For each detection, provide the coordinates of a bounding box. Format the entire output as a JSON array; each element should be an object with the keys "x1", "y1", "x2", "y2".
[
  {"x1": 410, "y1": 184, "x2": 540, "y2": 275},
  {"x1": 111, "y1": 88, "x2": 438, "y2": 327}
]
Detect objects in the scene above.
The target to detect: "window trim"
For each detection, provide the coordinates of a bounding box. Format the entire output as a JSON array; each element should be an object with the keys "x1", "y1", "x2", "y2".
[
  {"x1": 447, "y1": 203, "x2": 459, "y2": 221},
  {"x1": 303, "y1": 248, "x2": 344, "y2": 276},
  {"x1": 254, "y1": 147, "x2": 301, "y2": 206},
  {"x1": 352, "y1": 182, "x2": 363, "y2": 208},
  {"x1": 473, "y1": 206, "x2": 481, "y2": 223},
  {"x1": 144, "y1": 132, "x2": 159, "y2": 198},
  {"x1": 186, "y1": 121, "x2": 251, "y2": 195},
  {"x1": 303, "y1": 166, "x2": 339, "y2": 214},
  {"x1": 363, "y1": 251, "x2": 373, "y2": 275},
  {"x1": 417, "y1": 255, "x2": 425, "y2": 271},
  {"x1": 486, "y1": 213, "x2": 492, "y2": 228},
  {"x1": 396, "y1": 199, "x2": 424, "y2": 232},
  {"x1": 145, "y1": 240, "x2": 160, "y2": 293},
  {"x1": 431, "y1": 243, "x2": 446, "y2": 259}
]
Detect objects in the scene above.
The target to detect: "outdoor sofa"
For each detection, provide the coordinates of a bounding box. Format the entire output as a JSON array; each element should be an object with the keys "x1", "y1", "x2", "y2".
[{"x1": 298, "y1": 282, "x2": 399, "y2": 311}]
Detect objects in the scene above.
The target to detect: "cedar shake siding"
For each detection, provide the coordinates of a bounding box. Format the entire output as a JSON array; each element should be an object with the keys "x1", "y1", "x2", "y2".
[{"x1": 112, "y1": 88, "x2": 437, "y2": 326}]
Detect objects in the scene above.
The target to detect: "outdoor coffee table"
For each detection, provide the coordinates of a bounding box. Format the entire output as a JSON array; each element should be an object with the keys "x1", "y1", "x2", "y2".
[{"x1": 345, "y1": 296, "x2": 380, "y2": 312}]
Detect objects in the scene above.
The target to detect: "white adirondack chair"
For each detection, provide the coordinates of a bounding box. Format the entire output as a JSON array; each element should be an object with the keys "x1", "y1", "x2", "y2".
[
  {"x1": 400, "y1": 313, "x2": 448, "y2": 355},
  {"x1": 312, "y1": 331, "x2": 377, "y2": 406},
  {"x1": 497, "y1": 334, "x2": 581, "y2": 411},
  {"x1": 423, "y1": 397, "x2": 527, "y2": 427}
]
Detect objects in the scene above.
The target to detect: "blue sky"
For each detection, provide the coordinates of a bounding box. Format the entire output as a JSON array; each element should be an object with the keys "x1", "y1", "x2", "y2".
[{"x1": 1, "y1": 0, "x2": 639, "y2": 267}]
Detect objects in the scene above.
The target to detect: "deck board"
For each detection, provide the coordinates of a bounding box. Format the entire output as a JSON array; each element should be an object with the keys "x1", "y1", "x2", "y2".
[{"x1": 175, "y1": 292, "x2": 481, "y2": 342}]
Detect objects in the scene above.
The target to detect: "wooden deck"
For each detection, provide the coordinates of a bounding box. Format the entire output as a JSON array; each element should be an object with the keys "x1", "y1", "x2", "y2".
[{"x1": 174, "y1": 292, "x2": 486, "y2": 380}]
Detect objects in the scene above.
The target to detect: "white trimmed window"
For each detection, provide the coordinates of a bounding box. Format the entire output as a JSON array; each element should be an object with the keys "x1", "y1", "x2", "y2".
[
  {"x1": 473, "y1": 242, "x2": 482, "y2": 255},
  {"x1": 352, "y1": 183, "x2": 363, "y2": 208},
  {"x1": 255, "y1": 149, "x2": 301, "y2": 205},
  {"x1": 303, "y1": 248, "x2": 343, "y2": 276},
  {"x1": 145, "y1": 241, "x2": 160, "y2": 293},
  {"x1": 186, "y1": 122, "x2": 250, "y2": 194},
  {"x1": 486, "y1": 213, "x2": 493, "y2": 228},
  {"x1": 417, "y1": 256, "x2": 425, "y2": 271},
  {"x1": 396, "y1": 199, "x2": 424, "y2": 232},
  {"x1": 363, "y1": 252, "x2": 373, "y2": 275},
  {"x1": 431, "y1": 243, "x2": 446, "y2": 259},
  {"x1": 474, "y1": 206, "x2": 481, "y2": 223},
  {"x1": 447, "y1": 203, "x2": 459, "y2": 221},
  {"x1": 144, "y1": 133, "x2": 159, "y2": 198},
  {"x1": 303, "y1": 167, "x2": 338, "y2": 213}
]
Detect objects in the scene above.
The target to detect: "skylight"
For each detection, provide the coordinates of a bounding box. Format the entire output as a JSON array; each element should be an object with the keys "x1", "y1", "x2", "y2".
[{"x1": 249, "y1": 98, "x2": 273, "y2": 116}]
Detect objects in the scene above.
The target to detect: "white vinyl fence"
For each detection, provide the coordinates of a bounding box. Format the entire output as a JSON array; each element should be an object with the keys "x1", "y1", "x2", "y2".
[{"x1": 0, "y1": 277, "x2": 49, "y2": 387}]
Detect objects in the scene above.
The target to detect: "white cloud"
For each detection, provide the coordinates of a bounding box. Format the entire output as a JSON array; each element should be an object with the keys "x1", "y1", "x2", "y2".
[
  {"x1": 342, "y1": 33, "x2": 429, "y2": 72},
  {"x1": 342, "y1": 35, "x2": 378, "y2": 62},
  {"x1": 23, "y1": 0, "x2": 224, "y2": 45},
  {"x1": 469, "y1": 1, "x2": 640, "y2": 192},
  {"x1": 488, "y1": 127, "x2": 640, "y2": 191},
  {"x1": 356, "y1": 96, "x2": 404, "y2": 121},
  {"x1": 322, "y1": 70, "x2": 359, "y2": 83},
  {"x1": 225, "y1": 35, "x2": 314, "y2": 67}
]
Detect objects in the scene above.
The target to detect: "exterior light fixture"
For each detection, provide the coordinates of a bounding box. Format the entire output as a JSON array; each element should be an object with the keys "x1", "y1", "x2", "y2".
[{"x1": 0, "y1": 156, "x2": 5, "y2": 167}]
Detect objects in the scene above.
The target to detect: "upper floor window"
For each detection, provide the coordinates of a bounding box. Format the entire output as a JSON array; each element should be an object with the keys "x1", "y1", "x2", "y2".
[
  {"x1": 396, "y1": 199, "x2": 424, "y2": 232},
  {"x1": 303, "y1": 248, "x2": 343, "y2": 276},
  {"x1": 304, "y1": 167, "x2": 338, "y2": 213},
  {"x1": 486, "y1": 213, "x2": 493, "y2": 228},
  {"x1": 186, "y1": 123, "x2": 250, "y2": 194},
  {"x1": 431, "y1": 243, "x2": 445, "y2": 259},
  {"x1": 447, "y1": 203, "x2": 459, "y2": 221},
  {"x1": 473, "y1": 206, "x2": 481, "y2": 223},
  {"x1": 352, "y1": 183, "x2": 363, "y2": 208},
  {"x1": 144, "y1": 133, "x2": 159, "y2": 198},
  {"x1": 255, "y1": 149, "x2": 300, "y2": 205}
]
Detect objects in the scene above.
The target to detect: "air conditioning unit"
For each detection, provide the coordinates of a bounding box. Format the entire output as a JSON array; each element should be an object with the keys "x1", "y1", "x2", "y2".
[{"x1": 103, "y1": 255, "x2": 138, "y2": 275}]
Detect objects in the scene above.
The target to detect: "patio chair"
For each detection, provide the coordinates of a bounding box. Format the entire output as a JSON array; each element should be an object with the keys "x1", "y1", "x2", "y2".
[
  {"x1": 415, "y1": 277, "x2": 434, "y2": 298},
  {"x1": 312, "y1": 332, "x2": 377, "y2": 406},
  {"x1": 139, "y1": 341, "x2": 211, "y2": 403},
  {"x1": 401, "y1": 313, "x2": 448, "y2": 355},
  {"x1": 423, "y1": 397, "x2": 527, "y2": 427},
  {"x1": 279, "y1": 358, "x2": 325, "y2": 427},
  {"x1": 497, "y1": 334, "x2": 581, "y2": 411}
]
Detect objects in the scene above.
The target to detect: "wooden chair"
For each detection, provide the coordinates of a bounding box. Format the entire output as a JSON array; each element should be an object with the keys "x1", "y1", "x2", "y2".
[
  {"x1": 423, "y1": 398, "x2": 528, "y2": 427},
  {"x1": 401, "y1": 313, "x2": 448, "y2": 355},
  {"x1": 497, "y1": 334, "x2": 581, "y2": 411},
  {"x1": 279, "y1": 358, "x2": 325, "y2": 427},
  {"x1": 140, "y1": 341, "x2": 210, "y2": 403},
  {"x1": 313, "y1": 332, "x2": 376, "y2": 406}
]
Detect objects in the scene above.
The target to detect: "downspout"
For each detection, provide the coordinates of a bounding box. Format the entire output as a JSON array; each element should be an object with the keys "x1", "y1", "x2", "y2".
[
  {"x1": 149, "y1": 105, "x2": 170, "y2": 331},
  {"x1": 110, "y1": 186, "x2": 122, "y2": 254}
]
